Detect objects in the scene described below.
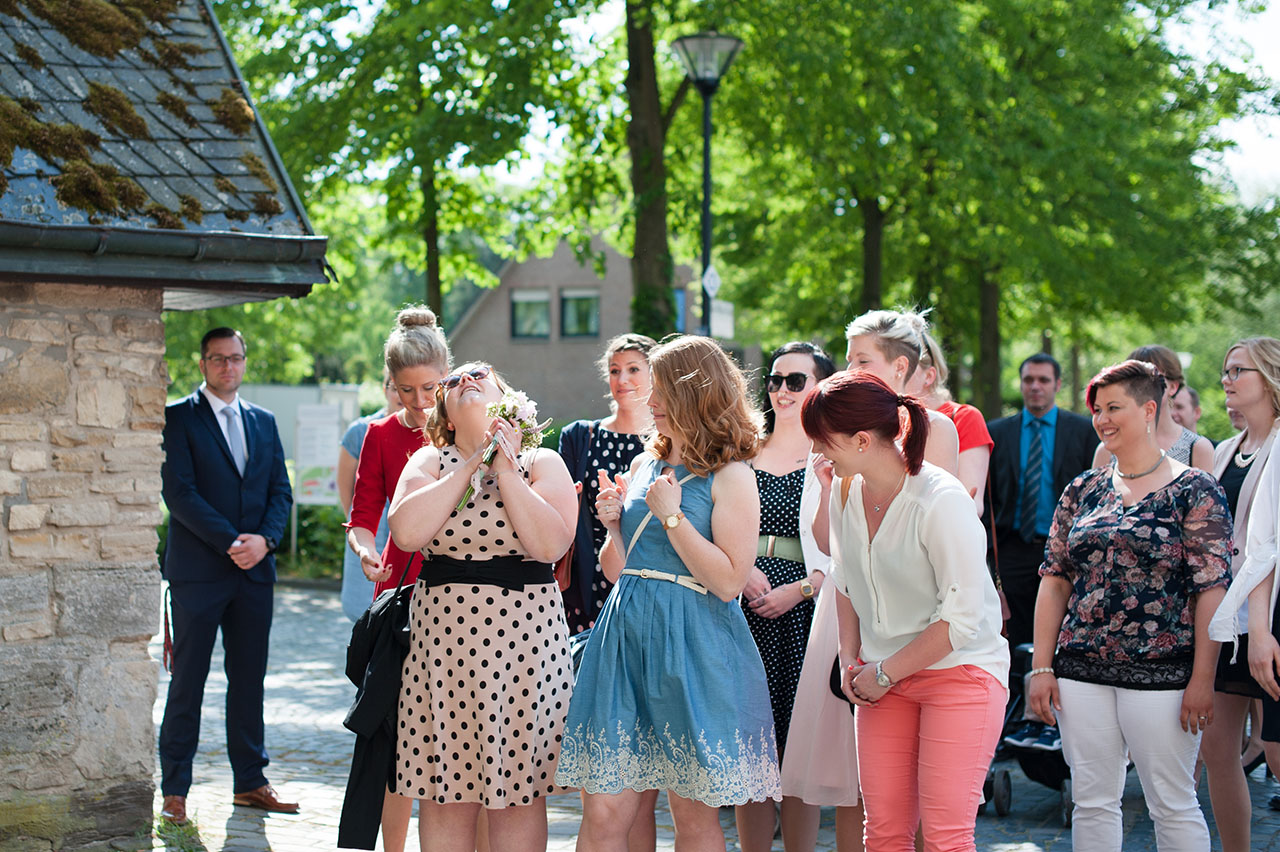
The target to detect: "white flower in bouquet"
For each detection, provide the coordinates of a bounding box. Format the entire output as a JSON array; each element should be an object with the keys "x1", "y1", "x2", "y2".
[{"x1": 455, "y1": 390, "x2": 551, "y2": 511}]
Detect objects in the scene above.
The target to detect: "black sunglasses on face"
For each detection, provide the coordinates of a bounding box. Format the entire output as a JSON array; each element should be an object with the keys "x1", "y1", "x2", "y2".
[
  {"x1": 765, "y1": 372, "x2": 811, "y2": 393},
  {"x1": 442, "y1": 366, "x2": 492, "y2": 389}
]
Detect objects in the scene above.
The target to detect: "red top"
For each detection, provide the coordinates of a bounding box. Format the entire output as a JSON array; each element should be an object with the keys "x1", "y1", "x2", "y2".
[
  {"x1": 937, "y1": 400, "x2": 994, "y2": 454},
  {"x1": 348, "y1": 411, "x2": 427, "y2": 596}
]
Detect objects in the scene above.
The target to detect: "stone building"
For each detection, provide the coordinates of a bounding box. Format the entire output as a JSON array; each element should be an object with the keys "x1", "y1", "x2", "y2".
[{"x1": 0, "y1": 0, "x2": 326, "y2": 848}]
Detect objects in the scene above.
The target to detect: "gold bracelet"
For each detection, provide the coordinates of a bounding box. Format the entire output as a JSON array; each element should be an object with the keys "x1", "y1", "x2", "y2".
[{"x1": 1028, "y1": 667, "x2": 1055, "y2": 678}]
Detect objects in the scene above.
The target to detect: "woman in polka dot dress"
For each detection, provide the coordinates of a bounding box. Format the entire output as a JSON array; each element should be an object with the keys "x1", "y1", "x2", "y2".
[
  {"x1": 388, "y1": 363, "x2": 578, "y2": 852},
  {"x1": 736, "y1": 342, "x2": 836, "y2": 852},
  {"x1": 557, "y1": 333, "x2": 656, "y2": 635},
  {"x1": 558, "y1": 335, "x2": 781, "y2": 851}
]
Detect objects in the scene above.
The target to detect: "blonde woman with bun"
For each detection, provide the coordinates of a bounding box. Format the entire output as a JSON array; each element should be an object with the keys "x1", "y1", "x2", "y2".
[{"x1": 343, "y1": 305, "x2": 450, "y2": 852}]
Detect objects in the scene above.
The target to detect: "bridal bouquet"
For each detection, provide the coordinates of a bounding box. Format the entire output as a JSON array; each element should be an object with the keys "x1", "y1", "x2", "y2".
[{"x1": 455, "y1": 390, "x2": 551, "y2": 511}]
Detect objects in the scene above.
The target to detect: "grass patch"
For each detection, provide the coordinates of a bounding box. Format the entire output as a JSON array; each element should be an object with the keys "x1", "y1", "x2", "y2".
[{"x1": 152, "y1": 811, "x2": 205, "y2": 851}]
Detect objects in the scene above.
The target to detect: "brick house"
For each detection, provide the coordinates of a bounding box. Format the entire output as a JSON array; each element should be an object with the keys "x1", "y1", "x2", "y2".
[
  {"x1": 0, "y1": 0, "x2": 326, "y2": 848},
  {"x1": 448, "y1": 240, "x2": 709, "y2": 423}
]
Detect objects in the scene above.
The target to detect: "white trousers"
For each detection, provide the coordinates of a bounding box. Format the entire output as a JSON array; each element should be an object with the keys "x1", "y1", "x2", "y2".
[{"x1": 1056, "y1": 678, "x2": 1207, "y2": 852}]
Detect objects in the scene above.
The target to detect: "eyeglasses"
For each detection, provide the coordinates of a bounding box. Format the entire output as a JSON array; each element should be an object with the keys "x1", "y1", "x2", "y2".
[
  {"x1": 765, "y1": 372, "x2": 812, "y2": 393},
  {"x1": 203, "y1": 354, "x2": 245, "y2": 367},
  {"x1": 1221, "y1": 366, "x2": 1260, "y2": 383},
  {"x1": 442, "y1": 365, "x2": 492, "y2": 389}
]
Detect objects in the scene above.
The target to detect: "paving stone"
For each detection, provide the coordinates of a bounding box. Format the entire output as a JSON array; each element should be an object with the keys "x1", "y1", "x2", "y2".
[{"x1": 147, "y1": 586, "x2": 1280, "y2": 851}]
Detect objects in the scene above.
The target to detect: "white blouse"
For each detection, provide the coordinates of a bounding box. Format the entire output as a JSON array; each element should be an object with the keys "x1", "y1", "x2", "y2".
[
  {"x1": 829, "y1": 462, "x2": 1009, "y2": 686},
  {"x1": 1210, "y1": 428, "x2": 1280, "y2": 645}
]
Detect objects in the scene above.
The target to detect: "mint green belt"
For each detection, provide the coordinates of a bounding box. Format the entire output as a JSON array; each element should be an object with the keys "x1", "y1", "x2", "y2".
[{"x1": 757, "y1": 534, "x2": 803, "y2": 564}]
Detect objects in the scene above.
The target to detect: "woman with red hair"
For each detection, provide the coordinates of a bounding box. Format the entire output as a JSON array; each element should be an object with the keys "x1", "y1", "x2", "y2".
[{"x1": 801, "y1": 372, "x2": 1008, "y2": 851}]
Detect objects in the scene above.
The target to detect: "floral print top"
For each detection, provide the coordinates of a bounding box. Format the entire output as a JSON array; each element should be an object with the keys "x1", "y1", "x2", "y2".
[{"x1": 1039, "y1": 467, "x2": 1231, "y2": 689}]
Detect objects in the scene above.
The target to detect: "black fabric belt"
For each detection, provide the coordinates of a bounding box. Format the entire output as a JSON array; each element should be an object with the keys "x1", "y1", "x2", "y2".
[{"x1": 417, "y1": 554, "x2": 553, "y2": 591}]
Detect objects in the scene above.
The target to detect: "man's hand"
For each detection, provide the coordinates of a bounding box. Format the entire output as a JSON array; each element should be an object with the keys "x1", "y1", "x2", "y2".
[{"x1": 228, "y1": 534, "x2": 269, "y2": 570}]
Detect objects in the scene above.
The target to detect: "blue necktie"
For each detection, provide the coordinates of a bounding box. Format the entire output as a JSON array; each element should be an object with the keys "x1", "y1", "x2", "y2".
[
  {"x1": 222, "y1": 406, "x2": 247, "y2": 476},
  {"x1": 1021, "y1": 419, "x2": 1043, "y2": 542}
]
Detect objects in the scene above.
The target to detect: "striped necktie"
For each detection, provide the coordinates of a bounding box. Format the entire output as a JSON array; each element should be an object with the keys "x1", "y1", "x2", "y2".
[
  {"x1": 222, "y1": 406, "x2": 247, "y2": 476},
  {"x1": 1020, "y1": 419, "x2": 1043, "y2": 542}
]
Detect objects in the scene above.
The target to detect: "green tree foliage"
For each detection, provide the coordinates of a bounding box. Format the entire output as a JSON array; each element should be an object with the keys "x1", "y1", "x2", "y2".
[
  {"x1": 714, "y1": 0, "x2": 1278, "y2": 414},
  {"x1": 211, "y1": 0, "x2": 582, "y2": 316},
  {"x1": 163, "y1": 183, "x2": 419, "y2": 393}
]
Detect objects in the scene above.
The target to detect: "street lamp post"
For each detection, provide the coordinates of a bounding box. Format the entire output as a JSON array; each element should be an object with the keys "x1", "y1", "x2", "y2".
[{"x1": 672, "y1": 31, "x2": 743, "y2": 337}]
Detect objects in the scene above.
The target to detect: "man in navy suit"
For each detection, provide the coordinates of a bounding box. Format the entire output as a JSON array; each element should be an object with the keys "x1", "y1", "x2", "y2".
[
  {"x1": 987, "y1": 353, "x2": 1098, "y2": 751},
  {"x1": 986, "y1": 353, "x2": 1099, "y2": 650},
  {"x1": 158, "y1": 327, "x2": 297, "y2": 824}
]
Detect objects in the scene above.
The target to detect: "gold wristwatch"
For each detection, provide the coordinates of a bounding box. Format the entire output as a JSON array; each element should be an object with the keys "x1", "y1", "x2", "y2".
[
  {"x1": 663, "y1": 511, "x2": 685, "y2": 530},
  {"x1": 799, "y1": 578, "x2": 815, "y2": 599}
]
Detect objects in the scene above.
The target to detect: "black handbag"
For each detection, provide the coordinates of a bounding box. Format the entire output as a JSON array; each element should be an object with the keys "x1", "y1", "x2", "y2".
[{"x1": 344, "y1": 553, "x2": 418, "y2": 712}]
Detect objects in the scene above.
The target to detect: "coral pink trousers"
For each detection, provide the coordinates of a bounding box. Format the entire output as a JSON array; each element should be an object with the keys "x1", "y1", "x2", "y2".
[{"x1": 855, "y1": 665, "x2": 1006, "y2": 852}]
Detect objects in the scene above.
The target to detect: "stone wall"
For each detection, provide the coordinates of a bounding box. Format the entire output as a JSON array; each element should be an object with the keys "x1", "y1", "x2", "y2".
[{"x1": 0, "y1": 282, "x2": 166, "y2": 850}]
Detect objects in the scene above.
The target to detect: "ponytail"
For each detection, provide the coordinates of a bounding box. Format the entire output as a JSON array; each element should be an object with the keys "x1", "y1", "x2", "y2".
[{"x1": 897, "y1": 395, "x2": 929, "y2": 475}]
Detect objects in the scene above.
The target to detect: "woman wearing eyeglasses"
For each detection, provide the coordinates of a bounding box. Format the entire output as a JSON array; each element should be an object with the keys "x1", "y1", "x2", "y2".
[
  {"x1": 1093, "y1": 344, "x2": 1213, "y2": 470},
  {"x1": 388, "y1": 362, "x2": 578, "y2": 852},
  {"x1": 735, "y1": 342, "x2": 836, "y2": 852},
  {"x1": 344, "y1": 306, "x2": 450, "y2": 852},
  {"x1": 1202, "y1": 338, "x2": 1280, "y2": 852}
]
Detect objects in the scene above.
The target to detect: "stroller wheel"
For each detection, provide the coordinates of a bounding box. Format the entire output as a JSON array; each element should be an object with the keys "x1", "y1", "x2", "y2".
[
  {"x1": 993, "y1": 768, "x2": 1012, "y2": 816},
  {"x1": 1060, "y1": 779, "x2": 1073, "y2": 827},
  {"x1": 983, "y1": 769, "x2": 994, "y2": 802}
]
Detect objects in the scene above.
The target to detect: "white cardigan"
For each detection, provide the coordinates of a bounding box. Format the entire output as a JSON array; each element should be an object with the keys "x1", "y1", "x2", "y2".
[
  {"x1": 828, "y1": 462, "x2": 1009, "y2": 686},
  {"x1": 1210, "y1": 426, "x2": 1280, "y2": 646}
]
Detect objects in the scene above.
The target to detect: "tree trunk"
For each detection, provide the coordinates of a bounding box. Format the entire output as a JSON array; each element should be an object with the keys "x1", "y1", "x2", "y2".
[
  {"x1": 1069, "y1": 337, "x2": 1082, "y2": 412},
  {"x1": 975, "y1": 268, "x2": 1002, "y2": 419},
  {"x1": 860, "y1": 195, "x2": 884, "y2": 312},
  {"x1": 421, "y1": 160, "x2": 442, "y2": 316},
  {"x1": 624, "y1": 0, "x2": 675, "y2": 337}
]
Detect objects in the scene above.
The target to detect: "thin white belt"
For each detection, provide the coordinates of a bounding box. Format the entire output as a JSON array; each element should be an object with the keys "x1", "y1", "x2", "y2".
[{"x1": 620, "y1": 567, "x2": 708, "y2": 595}]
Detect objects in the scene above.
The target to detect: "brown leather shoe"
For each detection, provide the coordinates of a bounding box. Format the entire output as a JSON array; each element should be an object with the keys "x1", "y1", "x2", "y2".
[
  {"x1": 160, "y1": 795, "x2": 187, "y2": 825},
  {"x1": 232, "y1": 784, "x2": 299, "y2": 814}
]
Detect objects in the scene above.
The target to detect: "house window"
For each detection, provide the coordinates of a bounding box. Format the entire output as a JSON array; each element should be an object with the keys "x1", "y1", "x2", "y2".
[
  {"x1": 560, "y1": 287, "x2": 600, "y2": 338},
  {"x1": 511, "y1": 290, "x2": 550, "y2": 339}
]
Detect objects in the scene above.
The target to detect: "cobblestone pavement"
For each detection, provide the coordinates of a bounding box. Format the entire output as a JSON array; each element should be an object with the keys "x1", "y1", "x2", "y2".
[{"x1": 149, "y1": 586, "x2": 1280, "y2": 851}]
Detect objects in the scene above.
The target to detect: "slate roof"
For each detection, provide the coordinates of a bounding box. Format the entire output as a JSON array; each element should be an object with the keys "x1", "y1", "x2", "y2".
[{"x1": 0, "y1": 0, "x2": 327, "y2": 307}]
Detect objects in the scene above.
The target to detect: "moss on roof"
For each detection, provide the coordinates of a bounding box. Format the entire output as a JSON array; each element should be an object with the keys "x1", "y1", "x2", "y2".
[
  {"x1": 14, "y1": 40, "x2": 43, "y2": 69},
  {"x1": 156, "y1": 91, "x2": 199, "y2": 128},
  {"x1": 84, "y1": 81, "x2": 151, "y2": 139},
  {"x1": 239, "y1": 152, "x2": 278, "y2": 194},
  {"x1": 211, "y1": 87, "x2": 255, "y2": 136},
  {"x1": 2, "y1": 0, "x2": 304, "y2": 235}
]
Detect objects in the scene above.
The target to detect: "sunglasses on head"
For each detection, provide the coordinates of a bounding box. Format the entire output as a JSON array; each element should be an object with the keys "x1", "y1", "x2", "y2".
[
  {"x1": 765, "y1": 372, "x2": 811, "y2": 393},
  {"x1": 442, "y1": 365, "x2": 492, "y2": 389}
]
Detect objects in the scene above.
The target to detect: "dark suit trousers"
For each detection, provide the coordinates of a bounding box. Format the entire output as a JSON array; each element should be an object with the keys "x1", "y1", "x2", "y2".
[
  {"x1": 159, "y1": 573, "x2": 273, "y2": 796},
  {"x1": 995, "y1": 534, "x2": 1049, "y2": 651}
]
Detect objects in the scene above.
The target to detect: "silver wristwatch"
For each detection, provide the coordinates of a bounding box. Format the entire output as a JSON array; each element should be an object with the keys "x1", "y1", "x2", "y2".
[{"x1": 875, "y1": 661, "x2": 893, "y2": 688}]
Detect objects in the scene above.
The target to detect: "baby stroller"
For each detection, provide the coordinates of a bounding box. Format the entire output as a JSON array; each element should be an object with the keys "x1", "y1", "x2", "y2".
[{"x1": 981, "y1": 643, "x2": 1072, "y2": 826}]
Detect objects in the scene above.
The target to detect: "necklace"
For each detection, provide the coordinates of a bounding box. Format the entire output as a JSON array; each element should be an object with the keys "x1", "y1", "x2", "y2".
[
  {"x1": 1114, "y1": 450, "x2": 1166, "y2": 480},
  {"x1": 1235, "y1": 443, "x2": 1260, "y2": 468},
  {"x1": 864, "y1": 469, "x2": 907, "y2": 512}
]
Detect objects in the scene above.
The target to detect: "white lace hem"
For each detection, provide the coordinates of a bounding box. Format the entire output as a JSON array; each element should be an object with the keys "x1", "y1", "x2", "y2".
[{"x1": 555, "y1": 720, "x2": 781, "y2": 805}]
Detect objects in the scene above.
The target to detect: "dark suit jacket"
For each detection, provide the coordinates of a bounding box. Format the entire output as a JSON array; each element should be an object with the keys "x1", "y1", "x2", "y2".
[
  {"x1": 161, "y1": 390, "x2": 292, "y2": 584},
  {"x1": 985, "y1": 407, "x2": 1099, "y2": 545}
]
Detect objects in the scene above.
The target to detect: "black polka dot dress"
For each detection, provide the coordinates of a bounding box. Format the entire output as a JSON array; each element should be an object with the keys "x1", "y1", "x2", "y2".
[
  {"x1": 393, "y1": 446, "x2": 573, "y2": 806},
  {"x1": 564, "y1": 426, "x2": 646, "y2": 634},
  {"x1": 742, "y1": 467, "x2": 814, "y2": 759}
]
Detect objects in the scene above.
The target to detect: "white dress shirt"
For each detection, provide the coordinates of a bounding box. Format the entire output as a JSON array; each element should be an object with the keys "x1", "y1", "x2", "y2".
[
  {"x1": 829, "y1": 461, "x2": 1009, "y2": 686},
  {"x1": 200, "y1": 384, "x2": 245, "y2": 463}
]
